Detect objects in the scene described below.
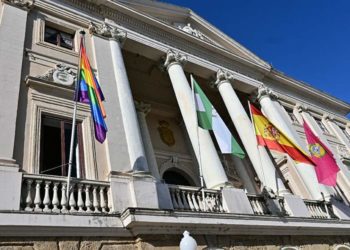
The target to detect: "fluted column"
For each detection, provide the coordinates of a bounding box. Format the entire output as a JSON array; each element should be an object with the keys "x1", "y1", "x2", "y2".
[
  {"x1": 0, "y1": 0, "x2": 32, "y2": 167},
  {"x1": 214, "y1": 70, "x2": 288, "y2": 195},
  {"x1": 163, "y1": 50, "x2": 228, "y2": 189},
  {"x1": 90, "y1": 22, "x2": 148, "y2": 173},
  {"x1": 135, "y1": 101, "x2": 161, "y2": 179},
  {"x1": 257, "y1": 86, "x2": 328, "y2": 200}
]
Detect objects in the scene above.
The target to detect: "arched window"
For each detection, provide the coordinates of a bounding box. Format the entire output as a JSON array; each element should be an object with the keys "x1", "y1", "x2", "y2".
[
  {"x1": 163, "y1": 169, "x2": 194, "y2": 186},
  {"x1": 334, "y1": 245, "x2": 350, "y2": 250}
]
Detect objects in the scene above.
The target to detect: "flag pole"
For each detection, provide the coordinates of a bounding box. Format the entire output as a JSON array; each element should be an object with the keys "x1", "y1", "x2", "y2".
[
  {"x1": 66, "y1": 30, "x2": 85, "y2": 198},
  {"x1": 190, "y1": 74, "x2": 206, "y2": 211},
  {"x1": 247, "y1": 100, "x2": 269, "y2": 194}
]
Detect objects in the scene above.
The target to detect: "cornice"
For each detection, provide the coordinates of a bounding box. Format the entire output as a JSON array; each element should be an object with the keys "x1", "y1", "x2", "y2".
[{"x1": 2, "y1": 0, "x2": 34, "y2": 9}]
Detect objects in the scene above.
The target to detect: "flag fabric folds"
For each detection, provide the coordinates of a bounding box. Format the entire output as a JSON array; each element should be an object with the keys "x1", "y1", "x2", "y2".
[
  {"x1": 303, "y1": 120, "x2": 339, "y2": 186},
  {"x1": 77, "y1": 38, "x2": 107, "y2": 143},
  {"x1": 191, "y1": 75, "x2": 245, "y2": 159},
  {"x1": 250, "y1": 103, "x2": 314, "y2": 165}
]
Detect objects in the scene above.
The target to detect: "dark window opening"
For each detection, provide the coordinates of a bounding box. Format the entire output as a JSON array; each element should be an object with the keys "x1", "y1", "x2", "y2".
[
  {"x1": 163, "y1": 169, "x2": 192, "y2": 186},
  {"x1": 40, "y1": 116, "x2": 85, "y2": 178},
  {"x1": 44, "y1": 25, "x2": 74, "y2": 50}
]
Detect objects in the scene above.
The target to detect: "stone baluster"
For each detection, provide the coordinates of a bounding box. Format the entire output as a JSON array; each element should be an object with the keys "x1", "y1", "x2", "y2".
[
  {"x1": 186, "y1": 192, "x2": 195, "y2": 211},
  {"x1": 190, "y1": 192, "x2": 200, "y2": 211},
  {"x1": 51, "y1": 182, "x2": 60, "y2": 213},
  {"x1": 175, "y1": 190, "x2": 184, "y2": 210},
  {"x1": 77, "y1": 184, "x2": 84, "y2": 212},
  {"x1": 181, "y1": 190, "x2": 190, "y2": 210},
  {"x1": 170, "y1": 189, "x2": 179, "y2": 209},
  {"x1": 43, "y1": 181, "x2": 52, "y2": 212},
  {"x1": 69, "y1": 184, "x2": 77, "y2": 212},
  {"x1": 85, "y1": 185, "x2": 92, "y2": 213},
  {"x1": 61, "y1": 183, "x2": 68, "y2": 213},
  {"x1": 34, "y1": 180, "x2": 42, "y2": 212},
  {"x1": 24, "y1": 179, "x2": 33, "y2": 211},
  {"x1": 93, "y1": 186, "x2": 100, "y2": 213},
  {"x1": 107, "y1": 186, "x2": 113, "y2": 213},
  {"x1": 196, "y1": 193, "x2": 204, "y2": 211},
  {"x1": 100, "y1": 187, "x2": 107, "y2": 213}
]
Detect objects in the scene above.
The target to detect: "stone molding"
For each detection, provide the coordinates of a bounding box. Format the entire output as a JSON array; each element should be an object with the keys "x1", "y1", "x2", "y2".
[
  {"x1": 256, "y1": 85, "x2": 278, "y2": 102},
  {"x1": 163, "y1": 49, "x2": 187, "y2": 70},
  {"x1": 337, "y1": 144, "x2": 350, "y2": 159},
  {"x1": 3, "y1": 0, "x2": 34, "y2": 9},
  {"x1": 88, "y1": 21, "x2": 127, "y2": 44},
  {"x1": 322, "y1": 113, "x2": 334, "y2": 122}
]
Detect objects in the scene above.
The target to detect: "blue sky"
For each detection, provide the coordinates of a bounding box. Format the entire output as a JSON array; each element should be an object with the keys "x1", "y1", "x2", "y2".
[{"x1": 164, "y1": 0, "x2": 350, "y2": 111}]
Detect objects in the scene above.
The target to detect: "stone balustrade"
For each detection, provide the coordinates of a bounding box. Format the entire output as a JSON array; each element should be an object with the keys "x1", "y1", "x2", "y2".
[
  {"x1": 21, "y1": 174, "x2": 112, "y2": 214},
  {"x1": 247, "y1": 194, "x2": 271, "y2": 215},
  {"x1": 304, "y1": 200, "x2": 337, "y2": 219},
  {"x1": 168, "y1": 185, "x2": 225, "y2": 212}
]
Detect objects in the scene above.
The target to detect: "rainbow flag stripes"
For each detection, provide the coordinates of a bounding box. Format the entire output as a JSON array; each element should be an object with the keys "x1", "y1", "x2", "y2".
[
  {"x1": 77, "y1": 39, "x2": 107, "y2": 143},
  {"x1": 250, "y1": 104, "x2": 314, "y2": 165}
]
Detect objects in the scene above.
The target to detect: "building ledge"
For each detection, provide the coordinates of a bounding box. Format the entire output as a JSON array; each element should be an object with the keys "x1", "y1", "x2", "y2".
[{"x1": 121, "y1": 208, "x2": 350, "y2": 236}]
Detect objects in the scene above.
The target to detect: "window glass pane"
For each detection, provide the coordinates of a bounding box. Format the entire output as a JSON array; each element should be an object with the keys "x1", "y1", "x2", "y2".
[
  {"x1": 59, "y1": 31, "x2": 74, "y2": 50},
  {"x1": 44, "y1": 26, "x2": 58, "y2": 45}
]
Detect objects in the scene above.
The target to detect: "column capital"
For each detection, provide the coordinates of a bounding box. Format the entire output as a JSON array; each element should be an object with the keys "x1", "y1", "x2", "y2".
[
  {"x1": 256, "y1": 85, "x2": 278, "y2": 102},
  {"x1": 295, "y1": 103, "x2": 308, "y2": 113},
  {"x1": 88, "y1": 21, "x2": 126, "y2": 44},
  {"x1": 134, "y1": 100, "x2": 151, "y2": 116},
  {"x1": 322, "y1": 113, "x2": 334, "y2": 122},
  {"x1": 163, "y1": 49, "x2": 187, "y2": 70},
  {"x1": 2, "y1": 0, "x2": 34, "y2": 9},
  {"x1": 214, "y1": 69, "x2": 235, "y2": 88}
]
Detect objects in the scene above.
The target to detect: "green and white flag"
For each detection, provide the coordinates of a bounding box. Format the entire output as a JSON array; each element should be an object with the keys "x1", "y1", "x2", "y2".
[{"x1": 191, "y1": 75, "x2": 245, "y2": 159}]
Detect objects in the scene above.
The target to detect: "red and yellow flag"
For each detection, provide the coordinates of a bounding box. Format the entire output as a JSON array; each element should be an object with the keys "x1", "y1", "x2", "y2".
[{"x1": 250, "y1": 104, "x2": 314, "y2": 165}]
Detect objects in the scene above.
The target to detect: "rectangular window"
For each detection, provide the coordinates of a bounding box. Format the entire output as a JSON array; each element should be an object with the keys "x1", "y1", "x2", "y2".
[
  {"x1": 44, "y1": 25, "x2": 74, "y2": 50},
  {"x1": 40, "y1": 116, "x2": 85, "y2": 178},
  {"x1": 343, "y1": 129, "x2": 350, "y2": 142},
  {"x1": 285, "y1": 107, "x2": 299, "y2": 124}
]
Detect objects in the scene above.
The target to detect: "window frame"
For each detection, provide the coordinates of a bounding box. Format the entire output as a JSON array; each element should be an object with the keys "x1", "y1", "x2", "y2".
[
  {"x1": 34, "y1": 15, "x2": 79, "y2": 56},
  {"x1": 28, "y1": 90, "x2": 97, "y2": 180}
]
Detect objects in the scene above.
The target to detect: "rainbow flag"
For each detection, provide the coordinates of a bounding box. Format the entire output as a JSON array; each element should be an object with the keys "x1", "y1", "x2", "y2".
[
  {"x1": 250, "y1": 103, "x2": 314, "y2": 165},
  {"x1": 303, "y1": 120, "x2": 339, "y2": 186},
  {"x1": 77, "y1": 38, "x2": 107, "y2": 143}
]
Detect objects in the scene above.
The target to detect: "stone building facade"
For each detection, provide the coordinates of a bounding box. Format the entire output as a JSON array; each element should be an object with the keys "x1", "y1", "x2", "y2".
[{"x1": 1, "y1": 0, "x2": 350, "y2": 249}]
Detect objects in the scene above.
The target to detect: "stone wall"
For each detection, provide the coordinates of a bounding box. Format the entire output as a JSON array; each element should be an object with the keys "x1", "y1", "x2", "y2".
[{"x1": 0, "y1": 235, "x2": 350, "y2": 250}]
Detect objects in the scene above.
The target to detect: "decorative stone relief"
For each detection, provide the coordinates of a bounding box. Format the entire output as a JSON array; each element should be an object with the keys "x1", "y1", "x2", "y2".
[
  {"x1": 88, "y1": 21, "x2": 127, "y2": 44},
  {"x1": 256, "y1": 85, "x2": 278, "y2": 101},
  {"x1": 157, "y1": 120, "x2": 175, "y2": 147},
  {"x1": 163, "y1": 49, "x2": 187, "y2": 69},
  {"x1": 214, "y1": 68, "x2": 235, "y2": 87},
  {"x1": 4, "y1": 0, "x2": 34, "y2": 9},
  {"x1": 322, "y1": 113, "x2": 334, "y2": 122},
  {"x1": 337, "y1": 145, "x2": 350, "y2": 159},
  {"x1": 36, "y1": 63, "x2": 76, "y2": 86}
]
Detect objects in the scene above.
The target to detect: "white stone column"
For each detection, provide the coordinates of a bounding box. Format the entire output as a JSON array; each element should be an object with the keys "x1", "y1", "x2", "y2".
[
  {"x1": 90, "y1": 22, "x2": 148, "y2": 173},
  {"x1": 163, "y1": 50, "x2": 228, "y2": 189},
  {"x1": 0, "y1": 1, "x2": 31, "y2": 168},
  {"x1": 135, "y1": 101, "x2": 161, "y2": 180},
  {"x1": 230, "y1": 157, "x2": 257, "y2": 194},
  {"x1": 294, "y1": 105, "x2": 346, "y2": 198},
  {"x1": 257, "y1": 86, "x2": 328, "y2": 200},
  {"x1": 214, "y1": 70, "x2": 288, "y2": 195},
  {"x1": 323, "y1": 116, "x2": 350, "y2": 151}
]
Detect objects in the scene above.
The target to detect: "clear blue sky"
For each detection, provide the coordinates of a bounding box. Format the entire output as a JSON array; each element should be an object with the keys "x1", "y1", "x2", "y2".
[{"x1": 164, "y1": 0, "x2": 350, "y2": 113}]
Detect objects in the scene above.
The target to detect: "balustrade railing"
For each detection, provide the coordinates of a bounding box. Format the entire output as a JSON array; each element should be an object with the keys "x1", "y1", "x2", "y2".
[
  {"x1": 304, "y1": 200, "x2": 337, "y2": 219},
  {"x1": 168, "y1": 185, "x2": 225, "y2": 213},
  {"x1": 21, "y1": 174, "x2": 112, "y2": 214},
  {"x1": 247, "y1": 194, "x2": 270, "y2": 215}
]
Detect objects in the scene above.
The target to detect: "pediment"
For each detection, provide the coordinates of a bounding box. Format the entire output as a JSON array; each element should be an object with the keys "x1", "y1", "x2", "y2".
[{"x1": 116, "y1": 0, "x2": 270, "y2": 69}]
